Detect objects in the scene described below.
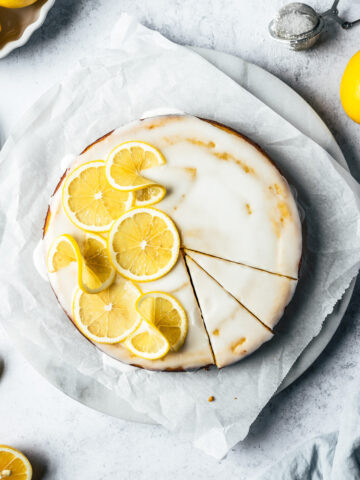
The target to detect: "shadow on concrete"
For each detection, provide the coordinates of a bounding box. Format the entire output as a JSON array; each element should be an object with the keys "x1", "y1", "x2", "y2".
[
  {"x1": 21, "y1": 448, "x2": 49, "y2": 480},
  {"x1": 0, "y1": 357, "x2": 4, "y2": 382}
]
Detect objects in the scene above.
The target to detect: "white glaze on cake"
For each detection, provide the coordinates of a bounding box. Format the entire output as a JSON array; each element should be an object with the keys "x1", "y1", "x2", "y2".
[
  {"x1": 67, "y1": 115, "x2": 301, "y2": 277},
  {"x1": 43, "y1": 114, "x2": 302, "y2": 370}
]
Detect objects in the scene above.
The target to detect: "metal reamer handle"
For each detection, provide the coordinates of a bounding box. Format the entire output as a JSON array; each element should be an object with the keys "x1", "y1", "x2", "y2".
[{"x1": 322, "y1": 0, "x2": 360, "y2": 30}]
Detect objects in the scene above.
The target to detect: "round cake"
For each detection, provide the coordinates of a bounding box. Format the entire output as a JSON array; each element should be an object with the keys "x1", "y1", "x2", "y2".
[{"x1": 43, "y1": 114, "x2": 302, "y2": 370}]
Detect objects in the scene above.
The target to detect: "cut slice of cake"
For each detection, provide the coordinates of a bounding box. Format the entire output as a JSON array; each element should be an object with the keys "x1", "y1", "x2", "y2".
[
  {"x1": 185, "y1": 249, "x2": 297, "y2": 329},
  {"x1": 185, "y1": 255, "x2": 273, "y2": 368}
]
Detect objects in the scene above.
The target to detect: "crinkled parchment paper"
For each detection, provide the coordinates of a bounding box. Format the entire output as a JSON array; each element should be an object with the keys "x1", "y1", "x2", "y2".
[{"x1": 0, "y1": 15, "x2": 360, "y2": 459}]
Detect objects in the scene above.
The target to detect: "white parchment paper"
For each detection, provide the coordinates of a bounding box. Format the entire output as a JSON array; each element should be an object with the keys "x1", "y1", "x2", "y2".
[{"x1": 1, "y1": 15, "x2": 360, "y2": 459}]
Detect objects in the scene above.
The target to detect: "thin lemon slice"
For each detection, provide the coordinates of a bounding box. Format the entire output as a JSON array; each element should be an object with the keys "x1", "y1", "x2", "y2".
[
  {"x1": 47, "y1": 233, "x2": 115, "y2": 294},
  {"x1": 136, "y1": 292, "x2": 188, "y2": 351},
  {"x1": 135, "y1": 185, "x2": 166, "y2": 207},
  {"x1": 124, "y1": 320, "x2": 170, "y2": 360},
  {"x1": 47, "y1": 234, "x2": 78, "y2": 272},
  {"x1": 62, "y1": 160, "x2": 133, "y2": 232},
  {"x1": 73, "y1": 276, "x2": 142, "y2": 344},
  {"x1": 105, "y1": 141, "x2": 165, "y2": 191},
  {"x1": 0, "y1": 445, "x2": 32, "y2": 480},
  {"x1": 108, "y1": 207, "x2": 180, "y2": 282}
]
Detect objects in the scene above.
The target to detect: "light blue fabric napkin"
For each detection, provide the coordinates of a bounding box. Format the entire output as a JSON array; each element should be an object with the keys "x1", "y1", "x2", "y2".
[{"x1": 258, "y1": 375, "x2": 360, "y2": 479}]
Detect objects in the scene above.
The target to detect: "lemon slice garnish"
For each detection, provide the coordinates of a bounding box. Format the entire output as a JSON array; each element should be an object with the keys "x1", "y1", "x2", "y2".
[
  {"x1": 62, "y1": 160, "x2": 133, "y2": 232},
  {"x1": 72, "y1": 276, "x2": 142, "y2": 344},
  {"x1": 47, "y1": 234, "x2": 78, "y2": 272},
  {"x1": 134, "y1": 185, "x2": 166, "y2": 207},
  {"x1": 0, "y1": 445, "x2": 32, "y2": 480},
  {"x1": 105, "y1": 141, "x2": 165, "y2": 191},
  {"x1": 136, "y1": 292, "x2": 188, "y2": 351},
  {"x1": 108, "y1": 207, "x2": 180, "y2": 282},
  {"x1": 124, "y1": 320, "x2": 170, "y2": 360},
  {"x1": 47, "y1": 233, "x2": 115, "y2": 294}
]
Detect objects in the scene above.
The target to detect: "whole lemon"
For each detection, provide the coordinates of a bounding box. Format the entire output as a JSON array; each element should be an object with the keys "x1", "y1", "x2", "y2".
[
  {"x1": 340, "y1": 50, "x2": 360, "y2": 124},
  {"x1": 0, "y1": 0, "x2": 38, "y2": 7}
]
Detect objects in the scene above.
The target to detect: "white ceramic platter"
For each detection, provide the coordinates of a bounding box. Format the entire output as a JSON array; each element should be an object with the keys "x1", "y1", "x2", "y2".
[
  {"x1": 6, "y1": 47, "x2": 355, "y2": 424},
  {"x1": 0, "y1": 0, "x2": 55, "y2": 59}
]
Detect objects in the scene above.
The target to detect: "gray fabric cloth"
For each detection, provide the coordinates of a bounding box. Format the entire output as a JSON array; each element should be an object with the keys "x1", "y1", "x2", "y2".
[{"x1": 258, "y1": 377, "x2": 360, "y2": 480}]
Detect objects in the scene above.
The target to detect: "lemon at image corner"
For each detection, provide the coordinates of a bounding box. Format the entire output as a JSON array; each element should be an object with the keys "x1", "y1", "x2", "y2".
[
  {"x1": 340, "y1": 50, "x2": 360, "y2": 124},
  {"x1": 0, "y1": 0, "x2": 38, "y2": 7},
  {"x1": 0, "y1": 445, "x2": 32, "y2": 480}
]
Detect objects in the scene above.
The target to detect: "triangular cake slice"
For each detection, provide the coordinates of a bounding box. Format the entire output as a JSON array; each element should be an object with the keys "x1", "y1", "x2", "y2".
[
  {"x1": 185, "y1": 255, "x2": 273, "y2": 368},
  {"x1": 99, "y1": 254, "x2": 214, "y2": 370},
  {"x1": 185, "y1": 249, "x2": 297, "y2": 329}
]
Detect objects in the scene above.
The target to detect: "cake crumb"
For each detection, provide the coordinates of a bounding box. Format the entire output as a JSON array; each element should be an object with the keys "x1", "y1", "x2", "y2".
[{"x1": 208, "y1": 396, "x2": 215, "y2": 402}]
